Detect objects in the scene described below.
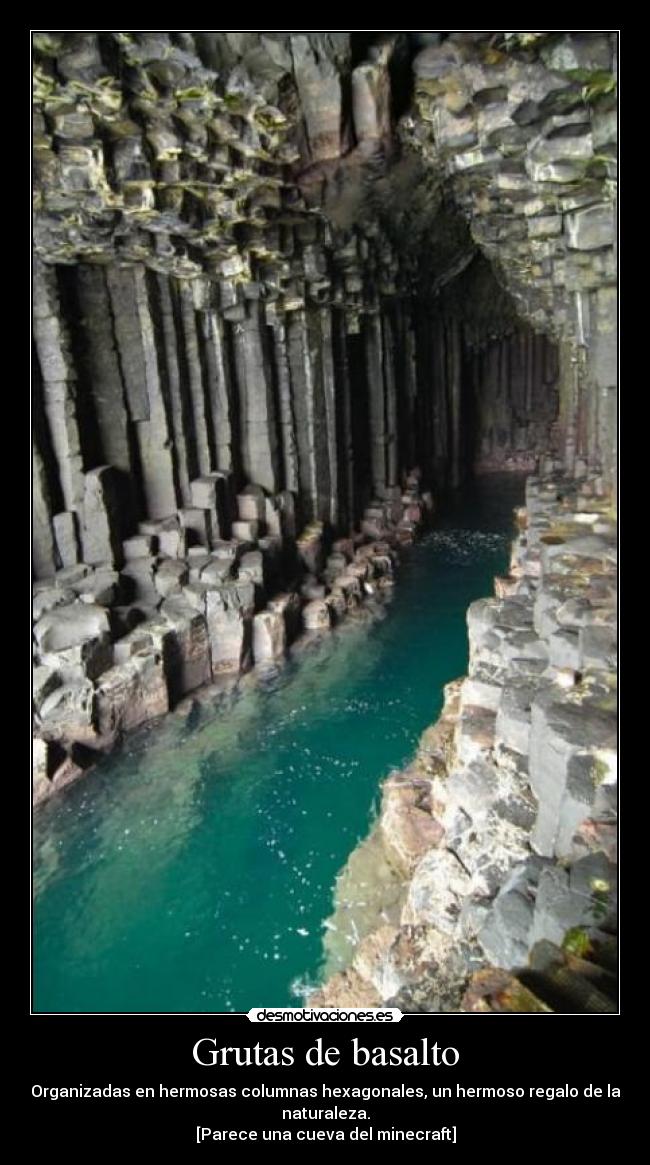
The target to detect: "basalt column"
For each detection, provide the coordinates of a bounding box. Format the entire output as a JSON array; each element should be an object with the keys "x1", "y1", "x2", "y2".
[
  {"x1": 382, "y1": 306, "x2": 399, "y2": 491},
  {"x1": 232, "y1": 305, "x2": 280, "y2": 495},
  {"x1": 33, "y1": 259, "x2": 85, "y2": 526},
  {"x1": 365, "y1": 313, "x2": 388, "y2": 499},
  {"x1": 286, "y1": 309, "x2": 319, "y2": 523},
  {"x1": 332, "y1": 308, "x2": 355, "y2": 534},
  {"x1": 107, "y1": 267, "x2": 178, "y2": 522},
  {"x1": 270, "y1": 319, "x2": 300, "y2": 497}
]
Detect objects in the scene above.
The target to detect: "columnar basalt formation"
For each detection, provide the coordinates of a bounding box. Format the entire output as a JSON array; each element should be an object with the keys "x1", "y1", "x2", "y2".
[
  {"x1": 33, "y1": 20, "x2": 618, "y2": 921},
  {"x1": 403, "y1": 32, "x2": 617, "y2": 491},
  {"x1": 310, "y1": 471, "x2": 617, "y2": 1012}
]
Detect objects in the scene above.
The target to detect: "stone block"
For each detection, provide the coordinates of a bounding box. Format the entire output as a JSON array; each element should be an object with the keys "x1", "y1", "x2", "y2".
[
  {"x1": 200, "y1": 558, "x2": 233, "y2": 586},
  {"x1": 232, "y1": 519, "x2": 259, "y2": 542},
  {"x1": 188, "y1": 554, "x2": 212, "y2": 583},
  {"x1": 33, "y1": 736, "x2": 53, "y2": 798},
  {"x1": 178, "y1": 507, "x2": 213, "y2": 548},
  {"x1": 190, "y1": 475, "x2": 219, "y2": 511},
  {"x1": 33, "y1": 587, "x2": 75, "y2": 621},
  {"x1": 459, "y1": 677, "x2": 503, "y2": 713},
  {"x1": 190, "y1": 475, "x2": 224, "y2": 543},
  {"x1": 478, "y1": 857, "x2": 547, "y2": 969},
  {"x1": 232, "y1": 579, "x2": 256, "y2": 612},
  {"x1": 495, "y1": 681, "x2": 540, "y2": 756},
  {"x1": 121, "y1": 558, "x2": 160, "y2": 605},
  {"x1": 95, "y1": 652, "x2": 169, "y2": 739},
  {"x1": 265, "y1": 496, "x2": 283, "y2": 536},
  {"x1": 113, "y1": 628, "x2": 160, "y2": 666},
  {"x1": 526, "y1": 159, "x2": 587, "y2": 183},
  {"x1": 530, "y1": 853, "x2": 616, "y2": 948},
  {"x1": 302, "y1": 599, "x2": 331, "y2": 630},
  {"x1": 211, "y1": 540, "x2": 239, "y2": 562},
  {"x1": 548, "y1": 628, "x2": 582, "y2": 670},
  {"x1": 268, "y1": 592, "x2": 302, "y2": 643},
  {"x1": 41, "y1": 634, "x2": 113, "y2": 683},
  {"x1": 34, "y1": 602, "x2": 110, "y2": 653},
  {"x1": 53, "y1": 511, "x2": 80, "y2": 568},
  {"x1": 529, "y1": 691, "x2": 617, "y2": 857},
  {"x1": 579, "y1": 625, "x2": 617, "y2": 670},
  {"x1": 161, "y1": 595, "x2": 212, "y2": 697},
  {"x1": 237, "y1": 485, "x2": 266, "y2": 524},
  {"x1": 566, "y1": 203, "x2": 614, "y2": 251},
  {"x1": 380, "y1": 778, "x2": 444, "y2": 874},
  {"x1": 276, "y1": 490, "x2": 297, "y2": 537},
  {"x1": 38, "y1": 679, "x2": 96, "y2": 743},
  {"x1": 297, "y1": 524, "x2": 324, "y2": 574},
  {"x1": 301, "y1": 577, "x2": 327, "y2": 600},
  {"x1": 81, "y1": 466, "x2": 123, "y2": 567},
  {"x1": 206, "y1": 593, "x2": 250, "y2": 674},
  {"x1": 253, "y1": 609, "x2": 286, "y2": 664},
  {"x1": 326, "y1": 592, "x2": 347, "y2": 620},
  {"x1": 331, "y1": 571, "x2": 362, "y2": 604},
  {"x1": 238, "y1": 550, "x2": 264, "y2": 586},
  {"x1": 540, "y1": 32, "x2": 612, "y2": 73},
  {"x1": 402, "y1": 849, "x2": 471, "y2": 934},
  {"x1": 527, "y1": 215, "x2": 562, "y2": 238},
  {"x1": 154, "y1": 558, "x2": 189, "y2": 598},
  {"x1": 454, "y1": 706, "x2": 496, "y2": 766},
  {"x1": 158, "y1": 521, "x2": 187, "y2": 559},
  {"x1": 73, "y1": 569, "x2": 120, "y2": 607},
  {"x1": 33, "y1": 665, "x2": 62, "y2": 712},
  {"x1": 123, "y1": 535, "x2": 156, "y2": 560}
]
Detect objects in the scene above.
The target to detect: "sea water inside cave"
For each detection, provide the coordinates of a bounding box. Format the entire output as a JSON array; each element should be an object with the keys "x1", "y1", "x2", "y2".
[{"x1": 33, "y1": 475, "x2": 524, "y2": 1013}]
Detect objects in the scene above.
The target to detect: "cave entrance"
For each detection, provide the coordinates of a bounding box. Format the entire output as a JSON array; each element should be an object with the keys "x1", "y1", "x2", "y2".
[
  {"x1": 344, "y1": 244, "x2": 560, "y2": 527},
  {"x1": 420, "y1": 252, "x2": 560, "y2": 489}
]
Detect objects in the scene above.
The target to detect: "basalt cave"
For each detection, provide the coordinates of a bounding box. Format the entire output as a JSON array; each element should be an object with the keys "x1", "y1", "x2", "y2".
[{"x1": 32, "y1": 31, "x2": 618, "y2": 1015}]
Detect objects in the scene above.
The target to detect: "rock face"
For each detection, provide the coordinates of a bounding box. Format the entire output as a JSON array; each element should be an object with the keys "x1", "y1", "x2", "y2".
[
  {"x1": 311, "y1": 470, "x2": 617, "y2": 1013},
  {"x1": 32, "y1": 457, "x2": 423, "y2": 801},
  {"x1": 406, "y1": 32, "x2": 617, "y2": 493},
  {"x1": 33, "y1": 25, "x2": 617, "y2": 908},
  {"x1": 32, "y1": 33, "x2": 617, "y2": 575}
]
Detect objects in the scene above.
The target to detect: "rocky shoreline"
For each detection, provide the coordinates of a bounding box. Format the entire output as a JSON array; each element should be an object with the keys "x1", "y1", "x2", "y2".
[
  {"x1": 309, "y1": 465, "x2": 617, "y2": 1013},
  {"x1": 32, "y1": 473, "x2": 432, "y2": 804}
]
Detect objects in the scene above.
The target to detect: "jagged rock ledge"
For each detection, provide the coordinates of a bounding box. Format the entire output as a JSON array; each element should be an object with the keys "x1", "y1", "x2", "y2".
[
  {"x1": 309, "y1": 464, "x2": 617, "y2": 1013},
  {"x1": 32, "y1": 471, "x2": 433, "y2": 804}
]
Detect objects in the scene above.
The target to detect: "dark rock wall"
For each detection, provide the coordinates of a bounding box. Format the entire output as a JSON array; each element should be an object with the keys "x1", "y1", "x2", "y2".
[{"x1": 469, "y1": 329, "x2": 559, "y2": 472}]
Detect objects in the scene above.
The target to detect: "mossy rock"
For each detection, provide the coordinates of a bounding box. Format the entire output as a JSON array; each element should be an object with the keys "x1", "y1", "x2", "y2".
[
  {"x1": 33, "y1": 32, "x2": 66, "y2": 57},
  {"x1": 591, "y1": 756, "x2": 611, "y2": 787},
  {"x1": 563, "y1": 69, "x2": 617, "y2": 104},
  {"x1": 563, "y1": 926, "x2": 592, "y2": 959}
]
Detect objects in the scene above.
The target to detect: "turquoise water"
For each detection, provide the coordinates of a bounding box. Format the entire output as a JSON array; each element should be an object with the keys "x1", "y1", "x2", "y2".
[{"x1": 33, "y1": 475, "x2": 523, "y2": 1013}]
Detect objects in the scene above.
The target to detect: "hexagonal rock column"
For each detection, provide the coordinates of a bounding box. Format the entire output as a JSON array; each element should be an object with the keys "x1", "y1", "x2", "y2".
[
  {"x1": 253, "y1": 609, "x2": 286, "y2": 664},
  {"x1": 81, "y1": 466, "x2": 123, "y2": 567}
]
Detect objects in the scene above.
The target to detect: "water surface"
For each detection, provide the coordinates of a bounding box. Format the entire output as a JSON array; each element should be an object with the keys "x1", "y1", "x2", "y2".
[{"x1": 34, "y1": 475, "x2": 523, "y2": 1012}]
